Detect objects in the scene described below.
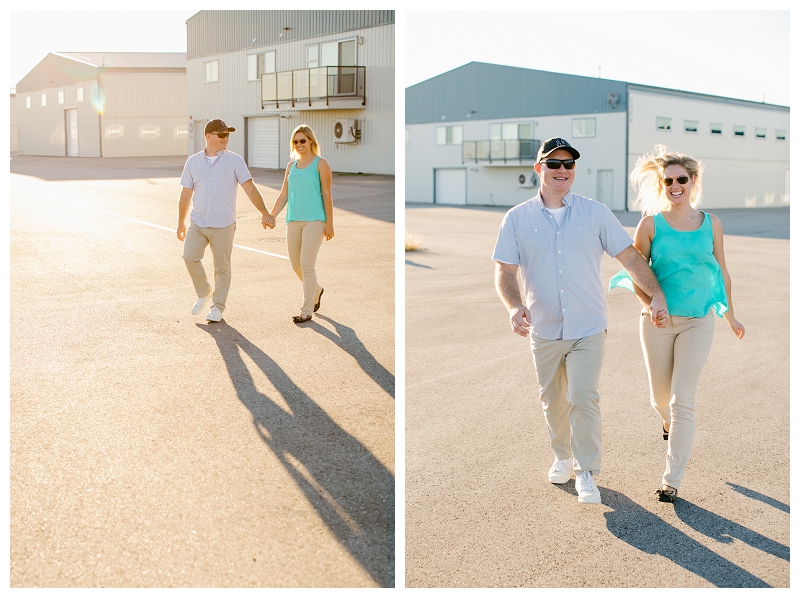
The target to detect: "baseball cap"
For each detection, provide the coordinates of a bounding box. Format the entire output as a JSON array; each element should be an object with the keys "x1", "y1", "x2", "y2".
[
  {"x1": 205, "y1": 118, "x2": 236, "y2": 135},
  {"x1": 537, "y1": 137, "x2": 580, "y2": 161}
]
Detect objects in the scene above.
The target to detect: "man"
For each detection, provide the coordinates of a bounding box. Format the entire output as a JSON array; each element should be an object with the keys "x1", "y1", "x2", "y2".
[
  {"x1": 492, "y1": 137, "x2": 667, "y2": 504},
  {"x1": 177, "y1": 118, "x2": 275, "y2": 322}
]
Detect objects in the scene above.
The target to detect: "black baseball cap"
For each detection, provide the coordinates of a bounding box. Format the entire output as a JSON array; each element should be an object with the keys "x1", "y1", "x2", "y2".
[
  {"x1": 537, "y1": 137, "x2": 580, "y2": 161},
  {"x1": 205, "y1": 118, "x2": 236, "y2": 135}
]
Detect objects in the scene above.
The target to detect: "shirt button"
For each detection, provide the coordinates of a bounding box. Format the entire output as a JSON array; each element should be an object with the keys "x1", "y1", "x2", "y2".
[
  {"x1": 559, "y1": 270, "x2": 562, "y2": 273},
  {"x1": 561, "y1": 290, "x2": 564, "y2": 293},
  {"x1": 558, "y1": 250, "x2": 561, "y2": 253},
  {"x1": 557, "y1": 231, "x2": 560, "y2": 234},
  {"x1": 562, "y1": 309, "x2": 566, "y2": 312}
]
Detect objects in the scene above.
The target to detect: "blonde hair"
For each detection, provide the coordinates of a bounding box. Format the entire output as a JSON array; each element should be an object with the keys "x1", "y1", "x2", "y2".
[
  {"x1": 629, "y1": 144, "x2": 704, "y2": 216},
  {"x1": 289, "y1": 124, "x2": 321, "y2": 161}
]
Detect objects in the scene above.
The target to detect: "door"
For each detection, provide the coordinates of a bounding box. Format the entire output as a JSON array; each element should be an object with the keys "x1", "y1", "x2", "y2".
[
  {"x1": 597, "y1": 170, "x2": 614, "y2": 208},
  {"x1": 65, "y1": 109, "x2": 78, "y2": 157},
  {"x1": 193, "y1": 120, "x2": 205, "y2": 154},
  {"x1": 434, "y1": 168, "x2": 467, "y2": 205},
  {"x1": 247, "y1": 117, "x2": 280, "y2": 169}
]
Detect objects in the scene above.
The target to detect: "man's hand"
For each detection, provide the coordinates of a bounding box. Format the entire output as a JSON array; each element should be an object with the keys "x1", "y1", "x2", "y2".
[
  {"x1": 510, "y1": 306, "x2": 531, "y2": 337},
  {"x1": 262, "y1": 213, "x2": 275, "y2": 229},
  {"x1": 177, "y1": 222, "x2": 187, "y2": 241},
  {"x1": 649, "y1": 293, "x2": 668, "y2": 327}
]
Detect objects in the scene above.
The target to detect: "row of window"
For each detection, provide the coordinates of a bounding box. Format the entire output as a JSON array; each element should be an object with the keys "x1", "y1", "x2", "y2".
[
  {"x1": 25, "y1": 87, "x2": 84, "y2": 108},
  {"x1": 657, "y1": 117, "x2": 786, "y2": 139},
  {"x1": 205, "y1": 38, "x2": 359, "y2": 83}
]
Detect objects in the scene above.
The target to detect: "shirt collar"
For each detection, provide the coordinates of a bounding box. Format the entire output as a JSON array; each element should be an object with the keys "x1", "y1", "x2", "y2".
[{"x1": 536, "y1": 189, "x2": 572, "y2": 209}]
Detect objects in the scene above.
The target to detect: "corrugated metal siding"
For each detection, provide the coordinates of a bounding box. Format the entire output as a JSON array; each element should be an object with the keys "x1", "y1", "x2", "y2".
[
  {"x1": 187, "y1": 10, "x2": 394, "y2": 58},
  {"x1": 187, "y1": 22, "x2": 393, "y2": 174},
  {"x1": 57, "y1": 52, "x2": 186, "y2": 69},
  {"x1": 16, "y1": 53, "x2": 98, "y2": 93},
  {"x1": 406, "y1": 62, "x2": 628, "y2": 124}
]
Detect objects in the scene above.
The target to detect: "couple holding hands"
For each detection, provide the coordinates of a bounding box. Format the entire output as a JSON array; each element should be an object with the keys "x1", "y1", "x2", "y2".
[
  {"x1": 494, "y1": 138, "x2": 744, "y2": 504},
  {"x1": 177, "y1": 120, "x2": 333, "y2": 324}
]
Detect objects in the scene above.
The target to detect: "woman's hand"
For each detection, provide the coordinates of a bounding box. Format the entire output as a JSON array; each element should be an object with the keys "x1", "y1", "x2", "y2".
[
  {"x1": 726, "y1": 316, "x2": 745, "y2": 339},
  {"x1": 325, "y1": 222, "x2": 334, "y2": 241}
]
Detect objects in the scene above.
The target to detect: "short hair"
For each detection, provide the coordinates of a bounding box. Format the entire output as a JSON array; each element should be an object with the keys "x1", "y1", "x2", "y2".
[
  {"x1": 289, "y1": 124, "x2": 321, "y2": 161},
  {"x1": 629, "y1": 144, "x2": 704, "y2": 216}
]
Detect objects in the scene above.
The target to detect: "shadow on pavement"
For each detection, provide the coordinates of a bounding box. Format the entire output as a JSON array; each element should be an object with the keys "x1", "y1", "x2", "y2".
[
  {"x1": 197, "y1": 322, "x2": 395, "y2": 587},
  {"x1": 303, "y1": 314, "x2": 395, "y2": 399},
  {"x1": 404, "y1": 259, "x2": 434, "y2": 269},
  {"x1": 601, "y1": 488, "x2": 771, "y2": 587},
  {"x1": 726, "y1": 483, "x2": 790, "y2": 514}
]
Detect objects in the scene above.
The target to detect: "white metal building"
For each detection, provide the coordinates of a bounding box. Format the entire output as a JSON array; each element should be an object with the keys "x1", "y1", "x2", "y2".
[
  {"x1": 406, "y1": 62, "x2": 789, "y2": 210},
  {"x1": 186, "y1": 10, "x2": 394, "y2": 175},
  {"x1": 15, "y1": 52, "x2": 187, "y2": 158},
  {"x1": 10, "y1": 93, "x2": 18, "y2": 153}
]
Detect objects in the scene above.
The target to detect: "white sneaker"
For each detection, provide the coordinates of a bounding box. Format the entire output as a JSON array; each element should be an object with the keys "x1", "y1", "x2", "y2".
[
  {"x1": 191, "y1": 291, "x2": 213, "y2": 315},
  {"x1": 206, "y1": 306, "x2": 223, "y2": 322},
  {"x1": 575, "y1": 471, "x2": 601, "y2": 504},
  {"x1": 548, "y1": 457, "x2": 572, "y2": 484}
]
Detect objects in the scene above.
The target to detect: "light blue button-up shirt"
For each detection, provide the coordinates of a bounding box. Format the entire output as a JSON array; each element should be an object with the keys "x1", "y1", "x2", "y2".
[
  {"x1": 492, "y1": 191, "x2": 633, "y2": 340},
  {"x1": 179, "y1": 149, "x2": 252, "y2": 228}
]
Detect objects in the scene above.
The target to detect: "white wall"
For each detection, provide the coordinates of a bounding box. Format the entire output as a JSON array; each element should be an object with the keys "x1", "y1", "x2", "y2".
[{"x1": 628, "y1": 90, "x2": 789, "y2": 208}]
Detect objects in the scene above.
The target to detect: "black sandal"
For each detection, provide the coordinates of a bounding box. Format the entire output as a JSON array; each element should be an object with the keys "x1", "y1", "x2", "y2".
[
  {"x1": 292, "y1": 314, "x2": 312, "y2": 324},
  {"x1": 314, "y1": 288, "x2": 324, "y2": 312},
  {"x1": 655, "y1": 486, "x2": 677, "y2": 502},
  {"x1": 662, "y1": 424, "x2": 669, "y2": 441}
]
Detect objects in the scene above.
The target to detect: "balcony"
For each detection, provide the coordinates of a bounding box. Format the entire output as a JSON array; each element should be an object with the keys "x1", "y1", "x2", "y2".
[
  {"x1": 462, "y1": 139, "x2": 539, "y2": 164},
  {"x1": 261, "y1": 66, "x2": 366, "y2": 110}
]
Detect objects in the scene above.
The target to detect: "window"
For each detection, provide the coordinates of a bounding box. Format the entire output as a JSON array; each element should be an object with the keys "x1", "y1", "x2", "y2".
[
  {"x1": 306, "y1": 44, "x2": 319, "y2": 68},
  {"x1": 77, "y1": 88, "x2": 84, "y2": 102},
  {"x1": 41, "y1": 93, "x2": 47, "y2": 107},
  {"x1": 247, "y1": 52, "x2": 276, "y2": 81},
  {"x1": 573, "y1": 118, "x2": 596, "y2": 138},
  {"x1": 57, "y1": 91, "x2": 64, "y2": 105},
  {"x1": 320, "y1": 39, "x2": 356, "y2": 67},
  {"x1": 656, "y1": 117, "x2": 672, "y2": 131},
  {"x1": 26, "y1": 96, "x2": 31, "y2": 109},
  {"x1": 755, "y1": 127, "x2": 767, "y2": 139},
  {"x1": 205, "y1": 60, "x2": 219, "y2": 83},
  {"x1": 490, "y1": 122, "x2": 533, "y2": 140},
  {"x1": 710, "y1": 122, "x2": 723, "y2": 135},
  {"x1": 776, "y1": 129, "x2": 787, "y2": 140},
  {"x1": 436, "y1": 125, "x2": 463, "y2": 145},
  {"x1": 684, "y1": 120, "x2": 698, "y2": 133},
  {"x1": 733, "y1": 125, "x2": 745, "y2": 137}
]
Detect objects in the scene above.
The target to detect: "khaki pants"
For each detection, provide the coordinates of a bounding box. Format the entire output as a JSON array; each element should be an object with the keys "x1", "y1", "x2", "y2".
[
  {"x1": 530, "y1": 331, "x2": 606, "y2": 476},
  {"x1": 639, "y1": 311, "x2": 715, "y2": 489},
  {"x1": 287, "y1": 220, "x2": 326, "y2": 316},
  {"x1": 182, "y1": 222, "x2": 236, "y2": 312}
]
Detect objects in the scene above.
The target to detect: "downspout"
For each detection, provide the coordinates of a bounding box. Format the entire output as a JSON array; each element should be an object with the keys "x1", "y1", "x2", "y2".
[{"x1": 624, "y1": 84, "x2": 629, "y2": 211}]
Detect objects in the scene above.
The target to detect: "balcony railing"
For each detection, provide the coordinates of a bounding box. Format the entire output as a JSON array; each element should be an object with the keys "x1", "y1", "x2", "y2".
[
  {"x1": 261, "y1": 66, "x2": 366, "y2": 109},
  {"x1": 462, "y1": 139, "x2": 539, "y2": 164}
]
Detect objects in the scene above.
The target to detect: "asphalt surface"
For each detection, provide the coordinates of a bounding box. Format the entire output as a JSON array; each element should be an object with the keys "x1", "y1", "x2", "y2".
[
  {"x1": 10, "y1": 155, "x2": 395, "y2": 588},
  {"x1": 405, "y1": 203, "x2": 789, "y2": 588}
]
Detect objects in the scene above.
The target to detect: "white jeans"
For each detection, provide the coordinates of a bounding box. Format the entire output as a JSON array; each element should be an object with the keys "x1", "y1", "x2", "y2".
[{"x1": 286, "y1": 220, "x2": 326, "y2": 316}]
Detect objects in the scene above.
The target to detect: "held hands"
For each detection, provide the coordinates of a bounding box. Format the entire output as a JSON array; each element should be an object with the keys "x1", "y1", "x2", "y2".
[
  {"x1": 262, "y1": 213, "x2": 276, "y2": 229},
  {"x1": 649, "y1": 294, "x2": 669, "y2": 328},
  {"x1": 509, "y1": 306, "x2": 531, "y2": 337},
  {"x1": 325, "y1": 222, "x2": 334, "y2": 241}
]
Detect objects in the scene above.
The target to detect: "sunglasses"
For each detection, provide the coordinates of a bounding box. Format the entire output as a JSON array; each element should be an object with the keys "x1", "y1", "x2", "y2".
[
  {"x1": 293, "y1": 138, "x2": 308, "y2": 145},
  {"x1": 662, "y1": 176, "x2": 690, "y2": 186},
  {"x1": 211, "y1": 132, "x2": 229, "y2": 138},
  {"x1": 540, "y1": 159, "x2": 576, "y2": 170}
]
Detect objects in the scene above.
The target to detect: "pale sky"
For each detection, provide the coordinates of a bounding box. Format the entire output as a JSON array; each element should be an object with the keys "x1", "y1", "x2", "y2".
[
  {"x1": 406, "y1": 10, "x2": 791, "y2": 106},
  {"x1": 10, "y1": 10, "x2": 198, "y2": 91}
]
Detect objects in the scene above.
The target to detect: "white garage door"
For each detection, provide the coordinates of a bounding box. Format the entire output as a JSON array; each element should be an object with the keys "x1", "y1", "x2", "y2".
[
  {"x1": 435, "y1": 168, "x2": 467, "y2": 205},
  {"x1": 248, "y1": 117, "x2": 279, "y2": 169},
  {"x1": 65, "y1": 109, "x2": 78, "y2": 157}
]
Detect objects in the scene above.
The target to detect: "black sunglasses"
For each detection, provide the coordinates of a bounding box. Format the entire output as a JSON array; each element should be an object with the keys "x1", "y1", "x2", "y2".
[
  {"x1": 540, "y1": 159, "x2": 576, "y2": 170},
  {"x1": 662, "y1": 176, "x2": 690, "y2": 186},
  {"x1": 293, "y1": 138, "x2": 308, "y2": 145},
  {"x1": 212, "y1": 132, "x2": 229, "y2": 138}
]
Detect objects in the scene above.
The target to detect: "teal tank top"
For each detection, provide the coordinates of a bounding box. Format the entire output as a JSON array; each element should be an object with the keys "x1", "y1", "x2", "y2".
[
  {"x1": 286, "y1": 155, "x2": 327, "y2": 223},
  {"x1": 609, "y1": 211, "x2": 728, "y2": 317}
]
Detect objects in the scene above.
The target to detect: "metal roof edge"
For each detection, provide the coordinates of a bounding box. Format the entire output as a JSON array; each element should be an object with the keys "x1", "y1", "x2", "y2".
[{"x1": 628, "y1": 83, "x2": 789, "y2": 111}]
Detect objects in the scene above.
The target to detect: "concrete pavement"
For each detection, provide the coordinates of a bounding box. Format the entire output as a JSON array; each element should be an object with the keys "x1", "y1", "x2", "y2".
[
  {"x1": 405, "y1": 203, "x2": 789, "y2": 588},
  {"x1": 10, "y1": 155, "x2": 395, "y2": 587}
]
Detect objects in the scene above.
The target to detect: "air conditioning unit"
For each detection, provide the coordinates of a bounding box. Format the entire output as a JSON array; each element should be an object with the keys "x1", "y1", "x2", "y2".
[{"x1": 333, "y1": 119, "x2": 356, "y2": 143}]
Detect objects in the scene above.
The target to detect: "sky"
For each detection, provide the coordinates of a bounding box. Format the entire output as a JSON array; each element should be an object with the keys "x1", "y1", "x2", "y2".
[
  {"x1": 405, "y1": 10, "x2": 791, "y2": 106},
  {"x1": 10, "y1": 10, "x2": 199, "y2": 91}
]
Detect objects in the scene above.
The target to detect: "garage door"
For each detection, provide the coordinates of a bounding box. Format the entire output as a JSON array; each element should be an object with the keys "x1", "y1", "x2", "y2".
[
  {"x1": 248, "y1": 117, "x2": 279, "y2": 169},
  {"x1": 435, "y1": 168, "x2": 466, "y2": 204},
  {"x1": 65, "y1": 109, "x2": 78, "y2": 157}
]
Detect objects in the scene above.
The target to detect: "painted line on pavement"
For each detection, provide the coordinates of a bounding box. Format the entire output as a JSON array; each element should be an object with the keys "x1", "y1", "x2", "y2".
[{"x1": 17, "y1": 185, "x2": 289, "y2": 260}]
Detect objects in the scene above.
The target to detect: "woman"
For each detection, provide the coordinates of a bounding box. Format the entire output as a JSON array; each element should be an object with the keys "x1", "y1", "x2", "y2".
[
  {"x1": 269, "y1": 124, "x2": 334, "y2": 323},
  {"x1": 610, "y1": 144, "x2": 744, "y2": 503}
]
